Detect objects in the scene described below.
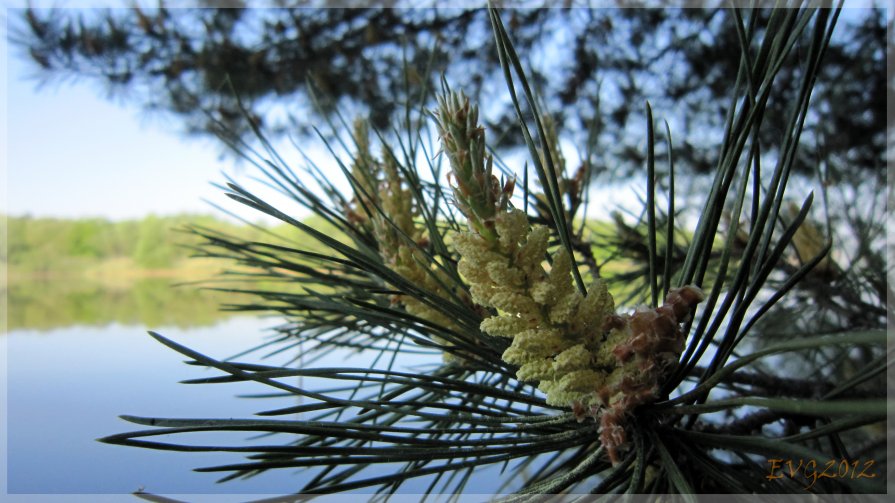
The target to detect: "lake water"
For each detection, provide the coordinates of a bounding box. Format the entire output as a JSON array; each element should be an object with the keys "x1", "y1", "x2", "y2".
[
  {"x1": 3, "y1": 280, "x2": 502, "y2": 499},
  {"x1": 4, "y1": 277, "x2": 387, "y2": 499},
  {"x1": 4, "y1": 314, "x2": 326, "y2": 498},
  {"x1": 7, "y1": 279, "x2": 884, "y2": 498}
]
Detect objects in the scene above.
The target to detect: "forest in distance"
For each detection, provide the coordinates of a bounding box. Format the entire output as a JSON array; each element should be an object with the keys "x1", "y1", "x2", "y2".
[
  {"x1": 5, "y1": 212, "x2": 630, "y2": 278},
  {"x1": 4, "y1": 212, "x2": 627, "y2": 332},
  {"x1": 3, "y1": 213, "x2": 310, "y2": 331},
  {"x1": 5, "y1": 213, "x2": 297, "y2": 276}
]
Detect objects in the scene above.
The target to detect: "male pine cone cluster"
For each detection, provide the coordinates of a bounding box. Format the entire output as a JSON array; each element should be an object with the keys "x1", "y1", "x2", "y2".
[
  {"x1": 436, "y1": 90, "x2": 704, "y2": 464},
  {"x1": 344, "y1": 118, "x2": 466, "y2": 360}
]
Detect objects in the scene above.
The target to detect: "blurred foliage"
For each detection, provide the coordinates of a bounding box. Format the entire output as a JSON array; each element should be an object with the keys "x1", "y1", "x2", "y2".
[
  {"x1": 3, "y1": 213, "x2": 337, "y2": 330},
  {"x1": 11, "y1": 4, "x2": 887, "y2": 186},
  {"x1": 5, "y1": 213, "x2": 290, "y2": 273},
  {"x1": 5, "y1": 277, "x2": 236, "y2": 332}
]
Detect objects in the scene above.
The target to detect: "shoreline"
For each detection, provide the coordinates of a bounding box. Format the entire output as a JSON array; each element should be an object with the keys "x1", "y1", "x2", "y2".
[{"x1": 5, "y1": 257, "x2": 227, "y2": 285}]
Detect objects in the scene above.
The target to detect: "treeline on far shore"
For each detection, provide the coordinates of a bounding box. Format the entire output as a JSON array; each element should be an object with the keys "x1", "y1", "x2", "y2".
[
  {"x1": 3, "y1": 213, "x2": 314, "y2": 330},
  {"x1": 3, "y1": 212, "x2": 626, "y2": 331},
  {"x1": 3, "y1": 213, "x2": 319, "y2": 280},
  {"x1": 4, "y1": 213, "x2": 628, "y2": 282}
]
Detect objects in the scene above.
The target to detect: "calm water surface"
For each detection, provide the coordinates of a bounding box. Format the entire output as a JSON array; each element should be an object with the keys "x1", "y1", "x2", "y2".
[
  {"x1": 5, "y1": 315, "x2": 319, "y2": 497},
  {"x1": 5, "y1": 280, "x2": 499, "y2": 499}
]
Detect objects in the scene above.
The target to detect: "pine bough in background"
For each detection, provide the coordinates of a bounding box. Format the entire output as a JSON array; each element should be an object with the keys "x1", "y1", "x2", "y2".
[{"x1": 101, "y1": 5, "x2": 889, "y2": 497}]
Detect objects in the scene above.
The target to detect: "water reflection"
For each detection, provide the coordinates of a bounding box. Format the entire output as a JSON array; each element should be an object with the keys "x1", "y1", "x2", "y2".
[
  {"x1": 5, "y1": 314, "x2": 459, "y2": 494},
  {"x1": 6, "y1": 316, "x2": 316, "y2": 494},
  {"x1": 5, "y1": 277, "x2": 237, "y2": 332}
]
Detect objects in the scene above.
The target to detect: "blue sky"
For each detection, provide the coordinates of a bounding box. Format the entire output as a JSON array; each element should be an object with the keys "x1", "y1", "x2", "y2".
[
  {"x1": 3, "y1": 10, "x2": 299, "y2": 224},
  {"x1": 5, "y1": 4, "x2": 877, "y2": 225},
  {"x1": 0, "y1": 7, "x2": 597, "y2": 226},
  {"x1": 0, "y1": 4, "x2": 649, "y2": 226}
]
